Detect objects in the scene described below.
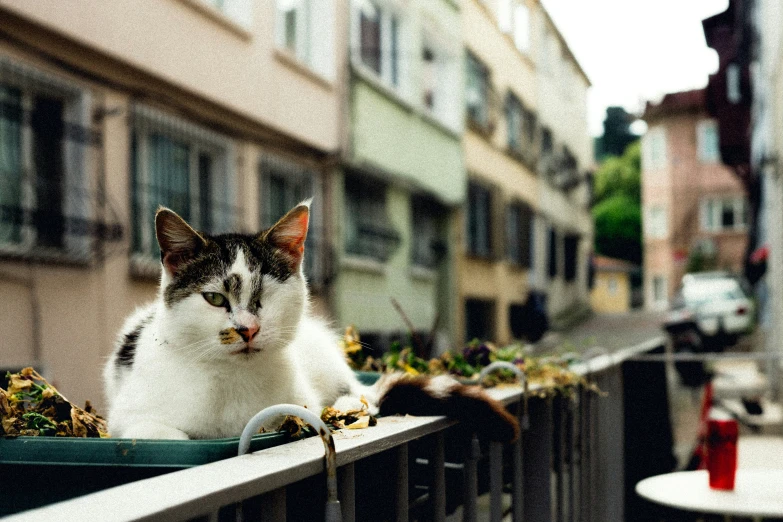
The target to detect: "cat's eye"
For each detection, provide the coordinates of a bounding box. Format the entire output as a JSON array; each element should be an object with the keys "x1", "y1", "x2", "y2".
[
  {"x1": 256, "y1": 299, "x2": 263, "y2": 310},
  {"x1": 202, "y1": 292, "x2": 228, "y2": 308}
]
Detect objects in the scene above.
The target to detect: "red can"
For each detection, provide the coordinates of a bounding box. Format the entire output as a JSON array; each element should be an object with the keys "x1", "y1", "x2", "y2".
[{"x1": 706, "y1": 418, "x2": 738, "y2": 490}]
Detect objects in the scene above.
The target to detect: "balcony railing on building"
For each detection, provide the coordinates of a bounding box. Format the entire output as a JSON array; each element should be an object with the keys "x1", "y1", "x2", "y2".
[{"x1": 4, "y1": 338, "x2": 671, "y2": 522}]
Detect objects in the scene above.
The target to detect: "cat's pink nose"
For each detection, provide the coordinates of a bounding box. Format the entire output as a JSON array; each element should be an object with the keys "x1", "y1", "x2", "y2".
[{"x1": 237, "y1": 323, "x2": 259, "y2": 342}]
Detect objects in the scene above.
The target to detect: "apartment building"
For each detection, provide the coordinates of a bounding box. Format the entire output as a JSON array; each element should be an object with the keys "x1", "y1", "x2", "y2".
[
  {"x1": 0, "y1": 0, "x2": 347, "y2": 407},
  {"x1": 332, "y1": 0, "x2": 465, "y2": 351},
  {"x1": 532, "y1": 4, "x2": 593, "y2": 326},
  {"x1": 458, "y1": 0, "x2": 592, "y2": 345},
  {"x1": 641, "y1": 89, "x2": 748, "y2": 309}
]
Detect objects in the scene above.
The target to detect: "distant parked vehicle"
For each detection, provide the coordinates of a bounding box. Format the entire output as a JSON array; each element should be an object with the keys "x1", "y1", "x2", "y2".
[{"x1": 669, "y1": 273, "x2": 754, "y2": 348}]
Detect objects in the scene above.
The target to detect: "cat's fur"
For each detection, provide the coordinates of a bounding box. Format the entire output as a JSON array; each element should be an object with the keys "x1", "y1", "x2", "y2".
[{"x1": 104, "y1": 203, "x2": 518, "y2": 442}]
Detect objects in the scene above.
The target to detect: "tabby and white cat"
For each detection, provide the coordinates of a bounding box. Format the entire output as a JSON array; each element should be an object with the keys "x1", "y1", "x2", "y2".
[{"x1": 103, "y1": 203, "x2": 517, "y2": 442}]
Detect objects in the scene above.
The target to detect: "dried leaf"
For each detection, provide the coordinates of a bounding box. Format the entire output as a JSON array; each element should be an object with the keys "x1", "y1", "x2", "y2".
[
  {"x1": 346, "y1": 417, "x2": 370, "y2": 429},
  {"x1": 1, "y1": 368, "x2": 109, "y2": 438}
]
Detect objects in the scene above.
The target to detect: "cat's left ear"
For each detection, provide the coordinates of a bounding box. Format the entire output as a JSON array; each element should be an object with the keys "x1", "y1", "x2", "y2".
[
  {"x1": 156, "y1": 207, "x2": 208, "y2": 277},
  {"x1": 263, "y1": 201, "x2": 310, "y2": 271}
]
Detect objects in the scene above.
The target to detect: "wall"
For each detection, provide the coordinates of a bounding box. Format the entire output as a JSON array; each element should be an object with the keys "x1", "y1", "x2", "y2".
[
  {"x1": 351, "y1": 80, "x2": 465, "y2": 204},
  {"x1": 457, "y1": 0, "x2": 540, "y2": 345},
  {"x1": 0, "y1": 1, "x2": 344, "y2": 409},
  {"x1": 0, "y1": 0, "x2": 347, "y2": 152},
  {"x1": 335, "y1": 0, "x2": 464, "y2": 347},
  {"x1": 590, "y1": 271, "x2": 630, "y2": 314},
  {"x1": 643, "y1": 110, "x2": 747, "y2": 308}
]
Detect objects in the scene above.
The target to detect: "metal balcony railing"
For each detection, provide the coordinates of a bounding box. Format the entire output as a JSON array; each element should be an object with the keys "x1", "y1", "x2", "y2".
[{"x1": 4, "y1": 338, "x2": 666, "y2": 522}]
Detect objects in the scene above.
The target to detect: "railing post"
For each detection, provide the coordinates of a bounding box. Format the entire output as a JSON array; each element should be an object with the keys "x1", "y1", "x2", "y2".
[
  {"x1": 512, "y1": 399, "x2": 525, "y2": 521},
  {"x1": 553, "y1": 394, "x2": 566, "y2": 522},
  {"x1": 489, "y1": 441, "x2": 504, "y2": 522},
  {"x1": 566, "y1": 393, "x2": 576, "y2": 522},
  {"x1": 432, "y1": 432, "x2": 446, "y2": 522},
  {"x1": 524, "y1": 396, "x2": 553, "y2": 522},
  {"x1": 339, "y1": 463, "x2": 356, "y2": 522},
  {"x1": 395, "y1": 444, "x2": 409, "y2": 522},
  {"x1": 463, "y1": 436, "x2": 480, "y2": 522},
  {"x1": 259, "y1": 488, "x2": 286, "y2": 522}
]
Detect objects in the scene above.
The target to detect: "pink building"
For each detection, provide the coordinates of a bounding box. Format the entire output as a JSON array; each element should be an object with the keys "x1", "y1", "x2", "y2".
[{"x1": 642, "y1": 89, "x2": 748, "y2": 309}]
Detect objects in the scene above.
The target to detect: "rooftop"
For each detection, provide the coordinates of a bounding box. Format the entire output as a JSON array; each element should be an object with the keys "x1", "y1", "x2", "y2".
[{"x1": 643, "y1": 88, "x2": 706, "y2": 121}]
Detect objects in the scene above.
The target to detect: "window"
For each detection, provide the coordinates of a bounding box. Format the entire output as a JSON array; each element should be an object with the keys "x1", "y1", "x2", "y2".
[
  {"x1": 354, "y1": 0, "x2": 400, "y2": 88},
  {"x1": 513, "y1": 4, "x2": 531, "y2": 53},
  {"x1": 422, "y1": 45, "x2": 436, "y2": 110},
  {"x1": 276, "y1": 0, "x2": 335, "y2": 79},
  {"x1": 652, "y1": 275, "x2": 667, "y2": 304},
  {"x1": 540, "y1": 126, "x2": 554, "y2": 176},
  {"x1": 645, "y1": 206, "x2": 667, "y2": 239},
  {"x1": 131, "y1": 107, "x2": 235, "y2": 264},
  {"x1": 420, "y1": 33, "x2": 460, "y2": 129},
  {"x1": 465, "y1": 52, "x2": 490, "y2": 130},
  {"x1": 505, "y1": 93, "x2": 537, "y2": 163},
  {"x1": 0, "y1": 61, "x2": 92, "y2": 260},
  {"x1": 506, "y1": 201, "x2": 533, "y2": 267},
  {"x1": 607, "y1": 276, "x2": 618, "y2": 296},
  {"x1": 505, "y1": 92, "x2": 522, "y2": 154},
  {"x1": 498, "y1": 0, "x2": 513, "y2": 33},
  {"x1": 700, "y1": 197, "x2": 747, "y2": 232},
  {"x1": 726, "y1": 63, "x2": 741, "y2": 104},
  {"x1": 201, "y1": 0, "x2": 253, "y2": 28},
  {"x1": 547, "y1": 226, "x2": 558, "y2": 278},
  {"x1": 410, "y1": 196, "x2": 445, "y2": 269},
  {"x1": 564, "y1": 234, "x2": 579, "y2": 282},
  {"x1": 467, "y1": 181, "x2": 492, "y2": 258},
  {"x1": 344, "y1": 174, "x2": 399, "y2": 262},
  {"x1": 697, "y1": 120, "x2": 720, "y2": 163},
  {"x1": 260, "y1": 155, "x2": 328, "y2": 286},
  {"x1": 643, "y1": 128, "x2": 667, "y2": 169},
  {"x1": 465, "y1": 298, "x2": 495, "y2": 342},
  {"x1": 496, "y1": 0, "x2": 531, "y2": 52}
]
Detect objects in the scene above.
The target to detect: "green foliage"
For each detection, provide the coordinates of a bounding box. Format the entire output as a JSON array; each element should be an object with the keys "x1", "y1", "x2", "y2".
[
  {"x1": 686, "y1": 247, "x2": 717, "y2": 273},
  {"x1": 596, "y1": 106, "x2": 639, "y2": 161},
  {"x1": 593, "y1": 141, "x2": 641, "y2": 205},
  {"x1": 592, "y1": 141, "x2": 642, "y2": 264},
  {"x1": 593, "y1": 194, "x2": 642, "y2": 264}
]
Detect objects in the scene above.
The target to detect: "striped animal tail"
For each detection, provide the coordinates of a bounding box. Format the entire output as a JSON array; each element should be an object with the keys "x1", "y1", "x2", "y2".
[{"x1": 376, "y1": 374, "x2": 520, "y2": 443}]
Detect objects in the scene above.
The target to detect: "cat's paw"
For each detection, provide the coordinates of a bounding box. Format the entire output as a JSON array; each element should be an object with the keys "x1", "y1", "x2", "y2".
[
  {"x1": 332, "y1": 395, "x2": 379, "y2": 416},
  {"x1": 117, "y1": 421, "x2": 190, "y2": 440}
]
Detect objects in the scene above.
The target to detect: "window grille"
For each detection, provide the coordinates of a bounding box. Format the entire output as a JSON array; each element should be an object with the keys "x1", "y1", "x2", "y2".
[
  {"x1": 506, "y1": 201, "x2": 533, "y2": 268},
  {"x1": 0, "y1": 57, "x2": 122, "y2": 264},
  {"x1": 259, "y1": 154, "x2": 332, "y2": 288},
  {"x1": 466, "y1": 181, "x2": 492, "y2": 258},
  {"x1": 564, "y1": 234, "x2": 579, "y2": 282},
  {"x1": 465, "y1": 52, "x2": 490, "y2": 131},
  {"x1": 344, "y1": 174, "x2": 400, "y2": 262},
  {"x1": 130, "y1": 105, "x2": 240, "y2": 269},
  {"x1": 410, "y1": 196, "x2": 446, "y2": 269}
]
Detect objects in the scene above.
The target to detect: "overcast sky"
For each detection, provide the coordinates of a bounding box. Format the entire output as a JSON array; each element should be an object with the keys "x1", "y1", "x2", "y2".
[{"x1": 541, "y1": 0, "x2": 729, "y2": 136}]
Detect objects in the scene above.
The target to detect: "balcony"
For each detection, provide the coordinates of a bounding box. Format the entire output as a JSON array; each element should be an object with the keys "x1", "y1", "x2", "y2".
[{"x1": 2, "y1": 339, "x2": 666, "y2": 521}]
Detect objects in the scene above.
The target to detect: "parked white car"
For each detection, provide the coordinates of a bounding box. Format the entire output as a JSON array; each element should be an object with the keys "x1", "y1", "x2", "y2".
[{"x1": 671, "y1": 274, "x2": 754, "y2": 342}]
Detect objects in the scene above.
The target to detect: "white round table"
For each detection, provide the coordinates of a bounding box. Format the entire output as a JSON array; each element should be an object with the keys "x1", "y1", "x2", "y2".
[{"x1": 636, "y1": 469, "x2": 783, "y2": 518}]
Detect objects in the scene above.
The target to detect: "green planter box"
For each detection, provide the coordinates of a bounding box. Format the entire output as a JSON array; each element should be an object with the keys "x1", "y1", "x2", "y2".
[
  {"x1": 0, "y1": 432, "x2": 288, "y2": 516},
  {"x1": 0, "y1": 372, "x2": 383, "y2": 516}
]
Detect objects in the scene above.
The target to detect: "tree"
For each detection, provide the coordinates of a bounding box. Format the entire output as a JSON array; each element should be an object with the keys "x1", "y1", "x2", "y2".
[
  {"x1": 592, "y1": 141, "x2": 642, "y2": 265},
  {"x1": 595, "y1": 106, "x2": 639, "y2": 161}
]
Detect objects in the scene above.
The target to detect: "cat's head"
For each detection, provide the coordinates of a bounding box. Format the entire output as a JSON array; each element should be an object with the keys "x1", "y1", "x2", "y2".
[{"x1": 154, "y1": 202, "x2": 311, "y2": 361}]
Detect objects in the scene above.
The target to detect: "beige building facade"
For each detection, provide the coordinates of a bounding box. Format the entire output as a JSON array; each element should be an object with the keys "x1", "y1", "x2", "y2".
[
  {"x1": 0, "y1": 0, "x2": 348, "y2": 408},
  {"x1": 458, "y1": 0, "x2": 593, "y2": 345},
  {"x1": 642, "y1": 89, "x2": 748, "y2": 310},
  {"x1": 590, "y1": 256, "x2": 635, "y2": 314}
]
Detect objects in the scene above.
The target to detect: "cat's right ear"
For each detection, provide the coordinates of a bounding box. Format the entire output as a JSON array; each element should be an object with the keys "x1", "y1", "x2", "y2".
[{"x1": 155, "y1": 207, "x2": 207, "y2": 277}]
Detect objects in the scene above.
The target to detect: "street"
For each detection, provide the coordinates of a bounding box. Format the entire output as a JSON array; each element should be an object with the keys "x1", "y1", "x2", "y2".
[{"x1": 537, "y1": 309, "x2": 668, "y2": 354}]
